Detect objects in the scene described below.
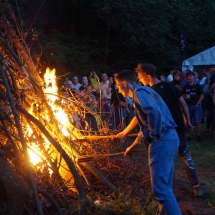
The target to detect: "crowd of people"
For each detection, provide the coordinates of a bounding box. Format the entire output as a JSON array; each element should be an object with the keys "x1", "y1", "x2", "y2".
[
  {"x1": 59, "y1": 63, "x2": 215, "y2": 214},
  {"x1": 60, "y1": 70, "x2": 132, "y2": 133},
  {"x1": 166, "y1": 66, "x2": 215, "y2": 143}
]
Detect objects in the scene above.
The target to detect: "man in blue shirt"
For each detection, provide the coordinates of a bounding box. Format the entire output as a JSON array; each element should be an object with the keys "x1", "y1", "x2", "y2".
[{"x1": 116, "y1": 70, "x2": 181, "y2": 215}]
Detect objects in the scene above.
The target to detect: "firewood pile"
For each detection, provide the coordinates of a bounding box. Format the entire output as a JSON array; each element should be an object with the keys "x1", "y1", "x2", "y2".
[{"x1": 0, "y1": 1, "x2": 152, "y2": 215}]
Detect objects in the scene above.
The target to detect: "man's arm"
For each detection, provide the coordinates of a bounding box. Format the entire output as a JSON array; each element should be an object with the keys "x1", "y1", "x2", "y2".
[
  {"x1": 178, "y1": 96, "x2": 192, "y2": 129},
  {"x1": 117, "y1": 116, "x2": 138, "y2": 138},
  {"x1": 196, "y1": 94, "x2": 204, "y2": 106},
  {"x1": 123, "y1": 130, "x2": 145, "y2": 156}
]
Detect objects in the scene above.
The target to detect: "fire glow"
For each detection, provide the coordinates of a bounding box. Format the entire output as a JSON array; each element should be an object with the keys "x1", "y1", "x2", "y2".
[
  {"x1": 27, "y1": 68, "x2": 70, "y2": 165},
  {"x1": 43, "y1": 68, "x2": 70, "y2": 137}
]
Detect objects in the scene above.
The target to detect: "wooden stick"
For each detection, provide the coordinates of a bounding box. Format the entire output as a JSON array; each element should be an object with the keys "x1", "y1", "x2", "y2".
[
  {"x1": 77, "y1": 133, "x2": 138, "y2": 141},
  {"x1": 79, "y1": 135, "x2": 117, "y2": 140},
  {"x1": 76, "y1": 148, "x2": 147, "y2": 163}
]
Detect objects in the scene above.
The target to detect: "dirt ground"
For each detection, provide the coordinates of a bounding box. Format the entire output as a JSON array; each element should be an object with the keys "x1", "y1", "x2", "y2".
[
  {"x1": 174, "y1": 166, "x2": 215, "y2": 215},
  {"x1": 109, "y1": 152, "x2": 215, "y2": 215}
]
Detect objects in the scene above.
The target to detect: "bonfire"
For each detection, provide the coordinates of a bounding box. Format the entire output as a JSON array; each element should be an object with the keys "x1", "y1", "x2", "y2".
[{"x1": 0, "y1": 1, "x2": 153, "y2": 215}]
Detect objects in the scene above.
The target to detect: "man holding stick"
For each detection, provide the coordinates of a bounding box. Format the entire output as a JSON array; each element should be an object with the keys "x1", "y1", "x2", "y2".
[{"x1": 116, "y1": 70, "x2": 181, "y2": 215}]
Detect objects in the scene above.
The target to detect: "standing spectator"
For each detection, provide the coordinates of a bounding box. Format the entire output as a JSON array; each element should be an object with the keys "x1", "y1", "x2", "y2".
[
  {"x1": 194, "y1": 72, "x2": 199, "y2": 83},
  {"x1": 110, "y1": 73, "x2": 127, "y2": 130},
  {"x1": 72, "y1": 76, "x2": 82, "y2": 91},
  {"x1": 172, "y1": 70, "x2": 183, "y2": 94},
  {"x1": 60, "y1": 78, "x2": 73, "y2": 97},
  {"x1": 60, "y1": 78, "x2": 73, "y2": 90},
  {"x1": 160, "y1": 74, "x2": 166, "y2": 82},
  {"x1": 199, "y1": 69, "x2": 208, "y2": 86},
  {"x1": 79, "y1": 76, "x2": 89, "y2": 91},
  {"x1": 116, "y1": 70, "x2": 181, "y2": 215},
  {"x1": 83, "y1": 85, "x2": 99, "y2": 131},
  {"x1": 180, "y1": 70, "x2": 188, "y2": 89},
  {"x1": 135, "y1": 63, "x2": 202, "y2": 197},
  {"x1": 89, "y1": 70, "x2": 99, "y2": 95},
  {"x1": 208, "y1": 66, "x2": 215, "y2": 85},
  {"x1": 204, "y1": 66, "x2": 215, "y2": 132},
  {"x1": 199, "y1": 69, "x2": 209, "y2": 124},
  {"x1": 97, "y1": 73, "x2": 111, "y2": 122},
  {"x1": 183, "y1": 70, "x2": 204, "y2": 142},
  {"x1": 166, "y1": 70, "x2": 174, "y2": 82}
]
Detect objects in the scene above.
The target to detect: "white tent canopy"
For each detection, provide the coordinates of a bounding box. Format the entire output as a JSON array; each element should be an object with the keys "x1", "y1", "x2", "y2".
[{"x1": 182, "y1": 46, "x2": 215, "y2": 71}]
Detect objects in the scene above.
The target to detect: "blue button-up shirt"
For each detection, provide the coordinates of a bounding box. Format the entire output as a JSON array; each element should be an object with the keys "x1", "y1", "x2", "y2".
[{"x1": 133, "y1": 84, "x2": 176, "y2": 144}]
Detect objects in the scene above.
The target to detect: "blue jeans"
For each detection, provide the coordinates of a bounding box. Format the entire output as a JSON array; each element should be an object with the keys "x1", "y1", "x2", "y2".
[
  {"x1": 177, "y1": 130, "x2": 199, "y2": 186},
  {"x1": 148, "y1": 129, "x2": 181, "y2": 215},
  {"x1": 188, "y1": 105, "x2": 202, "y2": 123}
]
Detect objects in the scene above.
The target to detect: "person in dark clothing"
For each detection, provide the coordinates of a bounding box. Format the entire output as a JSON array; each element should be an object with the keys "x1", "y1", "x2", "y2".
[
  {"x1": 182, "y1": 70, "x2": 204, "y2": 142},
  {"x1": 79, "y1": 76, "x2": 89, "y2": 91},
  {"x1": 110, "y1": 73, "x2": 127, "y2": 130},
  {"x1": 135, "y1": 63, "x2": 203, "y2": 197},
  {"x1": 204, "y1": 67, "x2": 215, "y2": 132},
  {"x1": 172, "y1": 70, "x2": 183, "y2": 95}
]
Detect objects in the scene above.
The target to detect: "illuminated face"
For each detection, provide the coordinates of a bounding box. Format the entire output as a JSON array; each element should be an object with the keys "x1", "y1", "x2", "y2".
[
  {"x1": 139, "y1": 73, "x2": 150, "y2": 86},
  {"x1": 115, "y1": 79, "x2": 129, "y2": 97},
  {"x1": 135, "y1": 64, "x2": 149, "y2": 86}
]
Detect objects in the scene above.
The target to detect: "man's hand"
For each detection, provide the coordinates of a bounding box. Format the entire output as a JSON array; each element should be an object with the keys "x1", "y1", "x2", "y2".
[
  {"x1": 117, "y1": 131, "x2": 126, "y2": 139},
  {"x1": 186, "y1": 121, "x2": 193, "y2": 131},
  {"x1": 124, "y1": 146, "x2": 133, "y2": 156},
  {"x1": 175, "y1": 84, "x2": 181, "y2": 91}
]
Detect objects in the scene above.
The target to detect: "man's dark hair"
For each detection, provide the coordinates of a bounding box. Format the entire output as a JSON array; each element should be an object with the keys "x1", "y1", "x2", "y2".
[
  {"x1": 116, "y1": 70, "x2": 137, "y2": 83},
  {"x1": 139, "y1": 63, "x2": 157, "y2": 78}
]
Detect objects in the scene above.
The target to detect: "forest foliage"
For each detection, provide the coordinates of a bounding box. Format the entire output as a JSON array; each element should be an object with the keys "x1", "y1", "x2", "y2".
[{"x1": 10, "y1": 0, "x2": 215, "y2": 80}]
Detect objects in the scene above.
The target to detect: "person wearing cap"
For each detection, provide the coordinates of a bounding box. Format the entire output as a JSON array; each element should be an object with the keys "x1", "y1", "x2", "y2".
[
  {"x1": 183, "y1": 70, "x2": 204, "y2": 142},
  {"x1": 135, "y1": 63, "x2": 203, "y2": 197}
]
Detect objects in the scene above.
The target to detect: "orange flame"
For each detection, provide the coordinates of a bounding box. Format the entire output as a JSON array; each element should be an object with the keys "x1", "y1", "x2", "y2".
[{"x1": 27, "y1": 67, "x2": 82, "y2": 165}]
